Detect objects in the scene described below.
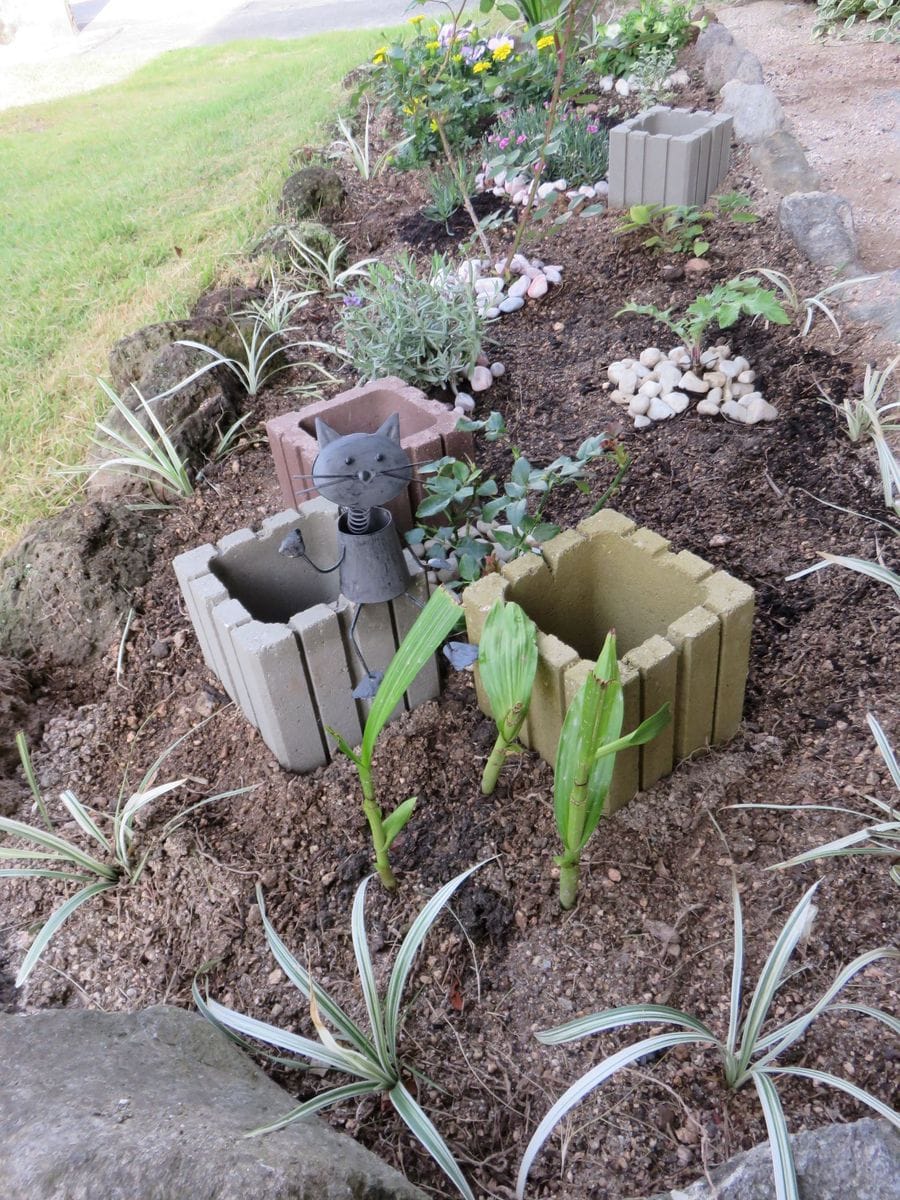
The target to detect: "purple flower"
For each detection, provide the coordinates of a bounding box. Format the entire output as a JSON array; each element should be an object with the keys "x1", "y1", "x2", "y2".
[
  {"x1": 498, "y1": 136, "x2": 510, "y2": 149},
  {"x1": 587, "y1": 124, "x2": 599, "y2": 134},
  {"x1": 343, "y1": 293, "x2": 363, "y2": 308},
  {"x1": 516, "y1": 133, "x2": 527, "y2": 144}
]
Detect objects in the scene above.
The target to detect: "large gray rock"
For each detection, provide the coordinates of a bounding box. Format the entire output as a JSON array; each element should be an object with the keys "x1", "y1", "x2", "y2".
[
  {"x1": 649, "y1": 1117, "x2": 900, "y2": 1200},
  {"x1": 841, "y1": 268, "x2": 900, "y2": 342},
  {"x1": 0, "y1": 655, "x2": 38, "y2": 773},
  {"x1": 281, "y1": 166, "x2": 346, "y2": 222},
  {"x1": 0, "y1": 1005, "x2": 426, "y2": 1200},
  {"x1": 108, "y1": 318, "x2": 247, "y2": 396},
  {"x1": 719, "y1": 81, "x2": 786, "y2": 144},
  {"x1": 0, "y1": 502, "x2": 157, "y2": 668},
  {"x1": 704, "y1": 44, "x2": 764, "y2": 93},
  {"x1": 778, "y1": 190, "x2": 865, "y2": 274},
  {"x1": 750, "y1": 131, "x2": 821, "y2": 195}
]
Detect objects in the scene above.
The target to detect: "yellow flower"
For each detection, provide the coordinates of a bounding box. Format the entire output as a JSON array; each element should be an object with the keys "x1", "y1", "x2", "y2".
[
  {"x1": 430, "y1": 118, "x2": 439, "y2": 132},
  {"x1": 452, "y1": 52, "x2": 463, "y2": 62},
  {"x1": 536, "y1": 34, "x2": 556, "y2": 50},
  {"x1": 424, "y1": 39, "x2": 441, "y2": 51},
  {"x1": 472, "y1": 60, "x2": 492, "y2": 73},
  {"x1": 492, "y1": 43, "x2": 512, "y2": 61},
  {"x1": 407, "y1": 13, "x2": 424, "y2": 23},
  {"x1": 372, "y1": 46, "x2": 388, "y2": 63}
]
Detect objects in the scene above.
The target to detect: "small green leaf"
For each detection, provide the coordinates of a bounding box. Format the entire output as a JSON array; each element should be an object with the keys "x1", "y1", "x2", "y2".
[{"x1": 382, "y1": 797, "x2": 418, "y2": 849}]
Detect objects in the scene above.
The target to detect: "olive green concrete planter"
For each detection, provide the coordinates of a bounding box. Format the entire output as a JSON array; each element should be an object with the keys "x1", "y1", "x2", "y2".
[
  {"x1": 608, "y1": 106, "x2": 733, "y2": 209},
  {"x1": 462, "y1": 509, "x2": 754, "y2": 810}
]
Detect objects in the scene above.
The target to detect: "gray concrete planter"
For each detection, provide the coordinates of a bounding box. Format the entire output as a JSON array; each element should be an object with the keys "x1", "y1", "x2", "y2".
[
  {"x1": 608, "y1": 106, "x2": 733, "y2": 209},
  {"x1": 463, "y1": 509, "x2": 754, "y2": 810},
  {"x1": 266, "y1": 377, "x2": 473, "y2": 533},
  {"x1": 173, "y1": 500, "x2": 436, "y2": 773}
]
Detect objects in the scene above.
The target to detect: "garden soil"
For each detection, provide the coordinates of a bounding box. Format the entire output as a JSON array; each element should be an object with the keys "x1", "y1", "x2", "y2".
[{"x1": 1, "y1": 52, "x2": 898, "y2": 1200}]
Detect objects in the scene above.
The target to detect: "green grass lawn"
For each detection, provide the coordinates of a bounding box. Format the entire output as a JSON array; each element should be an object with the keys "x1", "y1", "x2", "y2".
[{"x1": 0, "y1": 31, "x2": 394, "y2": 547}]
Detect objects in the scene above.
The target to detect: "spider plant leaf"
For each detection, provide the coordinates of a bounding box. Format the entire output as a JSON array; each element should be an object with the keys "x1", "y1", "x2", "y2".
[
  {"x1": 391, "y1": 1080, "x2": 475, "y2": 1200},
  {"x1": 247, "y1": 1079, "x2": 383, "y2": 1137},
  {"x1": 116, "y1": 780, "x2": 186, "y2": 866},
  {"x1": 255, "y1": 883, "x2": 376, "y2": 1058},
  {"x1": 59, "y1": 789, "x2": 113, "y2": 856},
  {"x1": 361, "y1": 588, "x2": 462, "y2": 768},
  {"x1": 826, "y1": 1002, "x2": 900, "y2": 1037},
  {"x1": 752, "y1": 1072, "x2": 799, "y2": 1200},
  {"x1": 198, "y1": 993, "x2": 390, "y2": 1083},
  {"x1": 385, "y1": 861, "x2": 486, "y2": 1050},
  {"x1": 766, "y1": 1066, "x2": 900, "y2": 1129},
  {"x1": 516, "y1": 1031, "x2": 717, "y2": 1200},
  {"x1": 0, "y1": 868, "x2": 96, "y2": 882},
  {"x1": 736, "y1": 882, "x2": 820, "y2": 1076},
  {"x1": 477, "y1": 600, "x2": 538, "y2": 743},
  {"x1": 788, "y1": 554, "x2": 900, "y2": 600},
  {"x1": 15, "y1": 880, "x2": 115, "y2": 986},
  {"x1": 0, "y1": 847, "x2": 70, "y2": 861},
  {"x1": 0, "y1": 816, "x2": 117, "y2": 880},
  {"x1": 351, "y1": 875, "x2": 392, "y2": 1071},
  {"x1": 727, "y1": 877, "x2": 744, "y2": 1058},
  {"x1": 868, "y1": 712, "x2": 900, "y2": 788},
  {"x1": 535, "y1": 1003, "x2": 717, "y2": 1045},
  {"x1": 158, "y1": 785, "x2": 254, "y2": 841},
  {"x1": 15, "y1": 732, "x2": 52, "y2": 830}
]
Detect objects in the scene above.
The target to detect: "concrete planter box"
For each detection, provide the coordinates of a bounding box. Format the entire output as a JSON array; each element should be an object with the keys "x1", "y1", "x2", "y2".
[
  {"x1": 266, "y1": 377, "x2": 473, "y2": 533},
  {"x1": 608, "y1": 106, "x2": 733, "y2": 209},
  {"x1": 462, "y1": 509, "x2": 753, "y2": 810},
  {"x1": 173, "y1": 500, "x2": 436, "y2": 773}
]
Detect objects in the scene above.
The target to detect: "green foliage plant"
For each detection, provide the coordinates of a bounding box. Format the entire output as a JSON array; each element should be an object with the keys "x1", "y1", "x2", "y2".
[
  {"x1": 747, "y1": 267, "x2": 878, "y2": 338},
  {"x1": 176, "y1": 316, "x2": 339, "y2": 398},
  {"x1": 337, "y1": 251, "x2": 486, "y2": 390},
  {"x1": 423, "y1": 158, "x2": 478, "y2": 226},
  {"x1": 517, "y1": 879, "x2": 899, "y2": 1198},
  {"x1": 284, "y1": 231, "x2": 378, "y2": 296},
  {"x1": 553, "y1": 633, "x2": 669, "y2": 909},
  {"x1": 484, "y1": 103, "x2": 610, "y2": 191},
  {"x1": 195, "y1": 864, "x2": 487, "y2": 1199},
  {"x1": 329, "y1": 587, "x2": 463, "y2": 890},
  {"x1": 740, "y1": 712, "x2": 900, "y2": 885},
  {"x1": 331, "y1": 103, "x2": 414, "y2": 179},
  {"x1": 813, "y1": 0, "x2": 899, "y2": 40},
  {"x1": 481, "y1": 0, "x2": 563, "y2": 30},
  {"x1": 238, "y1": 272, "x2": 315, "y2": 335},
  {"x1": 629, "y1": 44, "x2": 677, "y2": 103},
  {"x1": 76, "y1": 379, "x2": 194, "y2": 501},
  {"x1": 617, "y1": 275, "x2": 790, "y2": 369},
  {"x1": 614, "y1": 192, "x2": 757, "y2": 257},
  {"x1": 589, "y1": 0, "x2": 700, "y2": 78},
  {"x1": 819, "y1": 356, "x2": 900, "y2": 515},
  {"x1": 1, "y1": 721, "x2": 250, "y2": 986},
  {"x1": 409, "y1": 413, "x2": 623, "y2": 585},
  {"x1": 477, "y1": 600, "x2": 539, "y2": 794}
]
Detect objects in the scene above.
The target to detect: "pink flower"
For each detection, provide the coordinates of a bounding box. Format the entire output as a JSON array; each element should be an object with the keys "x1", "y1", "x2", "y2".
[
  {"x1": 516, "y1": 133, "x2": 527, "y2": 144},
  {"x1": 587, "y1": 124, "x2": 599, "y2": 134},
  {"x1": 498, "y1": 136, "x2": 509, "y2": 149}
]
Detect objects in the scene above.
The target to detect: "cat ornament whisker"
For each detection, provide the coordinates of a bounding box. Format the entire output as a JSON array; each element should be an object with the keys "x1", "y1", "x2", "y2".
[{"x1": 278, "y1": 413, "x2": 421, "y2": 700}]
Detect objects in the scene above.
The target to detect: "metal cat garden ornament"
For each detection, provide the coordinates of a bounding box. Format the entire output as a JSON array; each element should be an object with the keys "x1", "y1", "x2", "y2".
[{"x1": 278, "y1": 413, "x2": 418, "y2": 698}]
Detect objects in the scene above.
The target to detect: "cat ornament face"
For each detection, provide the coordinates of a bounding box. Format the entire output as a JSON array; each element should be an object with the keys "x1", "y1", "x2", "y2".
[{"x1": 312, "y1": 413, "x2": 413, "y2": 510}]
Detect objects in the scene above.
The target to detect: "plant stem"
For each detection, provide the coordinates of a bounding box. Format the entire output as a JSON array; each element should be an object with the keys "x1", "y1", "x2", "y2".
[
  {"x1": 499, "y1": 1, "x2": 577, "y2": 280},
  {"x1": 589, "y1": 443, "x2": 631, "y2": 515},
  {"x1": 559, "y1": 861, "x2": 580, "y2": 910},
  {"x1": 360, "y1": 765, "x2": 397, "y2": 890},
  {"x1": 482, "y1": 732, "x2": 510, "y2": 796},
  {"x1": 433, "y1": 115, "x2": 492, "y2": 258}
]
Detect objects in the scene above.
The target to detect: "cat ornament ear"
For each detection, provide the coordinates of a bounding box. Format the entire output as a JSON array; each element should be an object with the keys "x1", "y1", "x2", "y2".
[{"x1": 311, "y1": 412, "x2": 412, "y2": 509}]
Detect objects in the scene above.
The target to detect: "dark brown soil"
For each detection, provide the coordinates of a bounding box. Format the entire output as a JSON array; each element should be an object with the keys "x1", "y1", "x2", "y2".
[{"x1": 1, "y1": 56, "x2": 898, "y2": 1200}]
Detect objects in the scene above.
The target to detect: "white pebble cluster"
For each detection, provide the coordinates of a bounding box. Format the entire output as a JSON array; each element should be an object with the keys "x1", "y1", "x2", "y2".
[
  {"x1": 597, "y1": 67, "x2": 690, "y2": 96},
  {"x1": 475, "y1": 166, "x2": 609, "y2": 210},
  {"x1": 440, "y1": 252, "x2": 562, "y2": 318},
  {"x1": 452, "y1": 354, "x2": 506, "y2": 418},
  {"x1": 606, "y1": 344, "x2": 779, "y2": 429}
]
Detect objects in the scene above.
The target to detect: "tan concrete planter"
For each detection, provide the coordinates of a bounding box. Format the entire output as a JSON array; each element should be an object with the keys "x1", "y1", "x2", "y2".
[
  {"x1": 462, "y1": 509, "x2": 753, "y2": 810},
  {"x1": 608, "y1": 106, "x2": 733, "y2": 209},
  {"x1": 172, "y1": 500, "x2": 436, "y2": 773},
  {"x1": 266, "y1": 377, "x2": 473, "y2": 533}
]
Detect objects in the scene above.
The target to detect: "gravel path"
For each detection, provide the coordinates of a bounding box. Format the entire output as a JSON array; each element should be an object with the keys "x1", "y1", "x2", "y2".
[{"x1": 720, "y1": 0, "x2": 900, "y2": 272}]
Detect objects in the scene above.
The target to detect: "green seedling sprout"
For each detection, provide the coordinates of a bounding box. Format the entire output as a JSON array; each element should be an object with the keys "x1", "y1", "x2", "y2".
[
  {"x1": 478, "y1": 600, "x2": 539, "y2": 795},
  {"x1": 554, "y1": 632, "x2": 670, "y2": 909},
  {"x1": 329, "y1": 587, "x2": 463, "y2": 890}
]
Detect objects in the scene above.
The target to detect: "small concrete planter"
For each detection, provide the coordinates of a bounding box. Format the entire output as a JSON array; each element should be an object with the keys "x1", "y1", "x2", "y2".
[
  {"x1": 266, "y1": 377, "x2": 473, "y2": 533},
  {"x1": 608, "y1": 106, "x2": 733, "y2": 209},
  {"x1": 463, "y1": 510, "x2": 754, "y2": 810},
  {"x1": 173, "y1": 500, "x2": 436, "y2": 773}
]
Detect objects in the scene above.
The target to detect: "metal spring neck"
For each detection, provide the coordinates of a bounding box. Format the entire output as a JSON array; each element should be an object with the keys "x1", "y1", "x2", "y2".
[{"x1": 346, "y1": 507, "x2": 370, "y2": 535}]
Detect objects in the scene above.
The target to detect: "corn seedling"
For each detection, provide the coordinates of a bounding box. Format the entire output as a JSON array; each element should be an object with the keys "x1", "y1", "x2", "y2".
[
  {"x1": 554, "y1": 632, "x2": 670, "y2": 909},
  {"x1": 478, "y1": 601, "x2": 539, "y2": 795},
  {"x1": 70, "y1": 380, "x2": 194, "y2": 500},
  {"x1": 517, "y1": 879, "x2": 899, "y2": 1199},
  {"x1": 176, "y1": 316, "x2": 339, "y2": 398},
  {"x1": 285, "y1": 230, "x2": 377, "y2": 296},
  {"x1": 1, "y1": 717, "x2": 251, "y2": 985},
  {"x1": 747, "y1": 267, "x2": 877, "y2": 338},
  {"x1": 740, "y1": 712, "x2": 900, "y2": 885},
  {"x1": 195, "y1": 864, "x2": 486, "y2": 1199},
  {"x1": 329, "y1": 588, "x2": 463, "y2": 889}
]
